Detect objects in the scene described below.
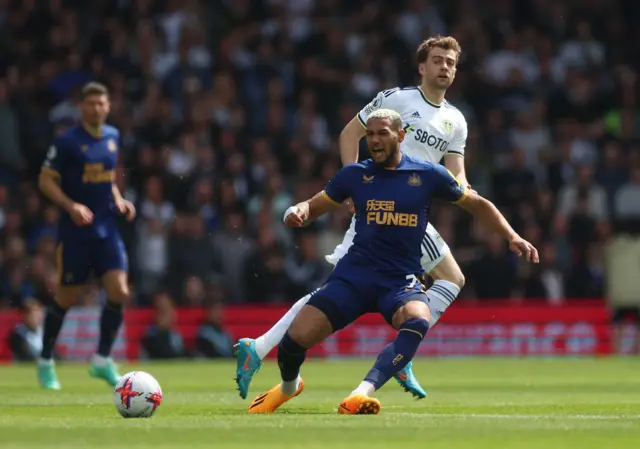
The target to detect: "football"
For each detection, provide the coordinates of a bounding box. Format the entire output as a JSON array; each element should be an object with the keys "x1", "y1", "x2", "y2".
[{"x1": 113, "y1": 371, "x2": 163, "y2": 418}]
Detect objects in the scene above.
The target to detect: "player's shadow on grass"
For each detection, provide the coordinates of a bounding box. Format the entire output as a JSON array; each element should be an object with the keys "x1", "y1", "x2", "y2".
[
  {"x1": 279, "y1": 409, "x2": 337, "y2": 415},
  {"x1": 209, "y1": 407, "x2": 337, "y2": 416}
]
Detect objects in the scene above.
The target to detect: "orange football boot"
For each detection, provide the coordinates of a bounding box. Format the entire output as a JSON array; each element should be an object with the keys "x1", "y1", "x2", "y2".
[
  {"x1": 247, "y1": 379, "x2": 305, "y2": 413},
  {"x1": 338, "y1": 394, "x2": 381, "y2": 415}
]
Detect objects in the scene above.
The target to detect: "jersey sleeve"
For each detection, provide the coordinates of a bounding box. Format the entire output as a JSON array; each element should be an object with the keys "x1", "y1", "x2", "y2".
[
  {"x1": 445, "y1": 111, "x2": 468, "y2": 157},
  {"x1": 356, "y1": 88, "x2": 402, "y2": 128},
  {"x1": 430, "y1": 164, "x2": 468, "y2": 204},
  {"x1": 323, "y1": 165, "x2": 357, "y2": 205},
  {"x1": 41, "y1": 136, "x2": 69, "y2": 177}
]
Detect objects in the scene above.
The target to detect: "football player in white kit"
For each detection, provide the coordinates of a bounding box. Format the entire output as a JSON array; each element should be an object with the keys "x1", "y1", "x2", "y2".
[{"x1": 235, "y1": 36, "x2": 469, "y2": 401}]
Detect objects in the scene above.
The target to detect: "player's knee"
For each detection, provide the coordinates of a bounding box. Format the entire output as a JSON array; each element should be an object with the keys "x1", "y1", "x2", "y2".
[
  {"x1": 287, "y1": 324, "x2": 315, "y2": 349},
  {"x1": 109, "y1": 289, "x2": 129, "y2": 305},
  {"x1": 54, "y1": 296, "x2": 74, "y2": 310},
  {"x1": 392, "y1": 299, "x2": 431, "y2": 329},
  {"x1": 102, "y1": 270, "x2": 131, "y2": 304},
  {"x1": 287, "y1": 305, "x2": 332, "y2": 349},
  {"x1": 107, "y1": 283, "x2": 130, "y2": 305},
  {"x1": 451, "y1": 271, "x2": 465, "y2": 288},
  {"x1": 279, "y1": 332, "x2": 307, "y2": 355},
  {"x1": 431, "y1": 260, "x2": 465, "y2": 288},
  {"x1": 439, "y1": 269, "x2": 464, "y2": 289},
  {"x1": 398, "y1": 317, "x2": 430, "y2": 340},
  {"x1": 55, "y1": 286, "x2": 80, "y2": 309}
]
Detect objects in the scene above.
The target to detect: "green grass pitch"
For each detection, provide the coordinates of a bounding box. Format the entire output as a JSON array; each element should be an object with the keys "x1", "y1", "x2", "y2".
[{"x1": 1, "y1": 358, "x2": 639, "y2": 448}]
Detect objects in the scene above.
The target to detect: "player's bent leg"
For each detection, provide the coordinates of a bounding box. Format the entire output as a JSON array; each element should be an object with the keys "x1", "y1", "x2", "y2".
[
  {"x1": 235, "y1": 291, "x2": 313, "y2": 399},
  {"x1": 89, "y1": 269, "x2": 129, "y2": 386},
  {"x1": 390, "y1": 282, "x2": 440, "y2": 398},
  {"x1": 387, "y1": 228, "x2": 463, "y2": 397},
  {"x1": 389, "y1": 254, "x2": 464, "y2": 398},
  {"x1": 236, "y1": 219, "x2": 350, "y2": 399},
  {"x1": 248, "y1": 303, "x2": 335, "y2": 413},
  {"x1": 390, "y1": 252, "x2": 464, "y2": 396},
  {"x1": 343, "y1": 299, "x2": 430, "y2": 414},
  {"x1": 38, "y1": 286, "x2": 82, "y2": 390}
]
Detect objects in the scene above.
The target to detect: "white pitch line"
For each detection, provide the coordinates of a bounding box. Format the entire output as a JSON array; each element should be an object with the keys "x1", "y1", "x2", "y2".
[{"x1": 384, "y1": 412, "x2": 640, "y2": 420}]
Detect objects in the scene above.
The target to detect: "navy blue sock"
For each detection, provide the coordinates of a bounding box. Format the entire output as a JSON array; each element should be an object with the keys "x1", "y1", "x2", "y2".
[
  {"x1": 277, "y1": 332, "x2": 307, "y2": 382},
  {"x1": 40, "y1": 303, "x2": 68, "y2": 359},
  {"x1": 97, "y1": 300, "x2": 124, "y2": 357},
  {"x1": 364, "y1": 318, "x2": 429, "y2": 390}
]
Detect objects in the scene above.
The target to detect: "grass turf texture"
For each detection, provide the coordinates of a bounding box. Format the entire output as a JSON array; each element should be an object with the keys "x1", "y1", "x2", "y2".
[{"x1": 1, "y1": 358, "x2": 639, "y2": 448}]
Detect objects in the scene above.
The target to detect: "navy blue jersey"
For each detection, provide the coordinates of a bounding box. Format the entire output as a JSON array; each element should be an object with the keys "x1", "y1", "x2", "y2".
[
  {"x1": 323, "y1": 154, "x2": 466, "y2": 275},
  {"x1": 42, "y1": 124, "x2": 120, "y2": 240}
]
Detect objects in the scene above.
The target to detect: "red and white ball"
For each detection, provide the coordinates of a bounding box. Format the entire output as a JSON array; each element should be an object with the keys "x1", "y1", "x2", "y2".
[{"x1": 113, "y1": 371, "x2": 163, "y2": 418}]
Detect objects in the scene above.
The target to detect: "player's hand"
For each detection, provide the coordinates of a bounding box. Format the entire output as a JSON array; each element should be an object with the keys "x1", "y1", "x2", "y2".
[
  {"x1": 508, "y1": 235, "x2": 539, "y2": 263},
  {"x1": 345, "y1": 198, "x2": 355, "y2": 214},
  {"x1": 69, "y1": 203, "x2": 94, "y2": 226},
  {"x1": 284, "y1": 205, "x2": 308, "y2": 228},
  {"x1": 417, "y1": 273, "x2": 429, "y2": 292},
  {"x1": 116, "y1": 199, "x2": 136, "y2": 222}
]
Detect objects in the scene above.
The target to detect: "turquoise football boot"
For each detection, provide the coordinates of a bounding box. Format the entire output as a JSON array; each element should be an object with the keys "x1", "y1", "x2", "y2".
[
  {"x1": 88, "y1": 358, "x2": 121, "y2": 387},
  {"x1": 393, "y1": 361, "x2": 427, "y2": 399},
  {"x1": 234, "y1": 338, "x2": 263, "y2": 399},
  {"x1": 37, "y1": 360, "x2": 61, "y2": 390}
]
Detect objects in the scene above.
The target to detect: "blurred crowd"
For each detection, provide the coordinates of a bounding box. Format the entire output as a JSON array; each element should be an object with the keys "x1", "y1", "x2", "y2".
[{"x1": 0, "y1": 0, "x2": 639, "y2": 310}]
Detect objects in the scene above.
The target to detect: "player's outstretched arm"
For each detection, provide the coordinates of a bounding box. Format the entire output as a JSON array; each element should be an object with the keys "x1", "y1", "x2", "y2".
[
  {"x1": 283, "y1": 191, "x2": 341, "y2": 228},
  {"x1": 432, "y1": 165, "x2": 538, "y2": 263},
  {"x1": 457, "y1": 193, "x2": 539, "y2": 263},
  {"x1": 285, "y1": 163, "x2": 354, "y2": 227}
]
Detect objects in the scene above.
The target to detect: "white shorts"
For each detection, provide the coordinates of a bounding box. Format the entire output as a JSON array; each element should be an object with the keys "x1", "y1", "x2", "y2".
[{"x1": 324, "y1": 216, "x2": 450, "y2": 274}]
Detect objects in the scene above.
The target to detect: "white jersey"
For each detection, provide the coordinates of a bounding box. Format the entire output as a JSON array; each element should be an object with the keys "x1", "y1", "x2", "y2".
[{"x1": 356, "y1": 86, "x2": 468, "y2": 164}]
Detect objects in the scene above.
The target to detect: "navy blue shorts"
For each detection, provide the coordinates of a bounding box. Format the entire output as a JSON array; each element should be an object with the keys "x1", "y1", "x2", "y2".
[
  {"x1": 307, "y1": 254, "x2": 427, "y2": 331},
  {"x1": 57, "y1": 233, "x2": 128, "y2": 285}
]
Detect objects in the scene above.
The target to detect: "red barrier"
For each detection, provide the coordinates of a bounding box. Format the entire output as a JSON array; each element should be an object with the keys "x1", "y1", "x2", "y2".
[{"x1": 0, "y1": 300, "x2": 618, "y2": 362}]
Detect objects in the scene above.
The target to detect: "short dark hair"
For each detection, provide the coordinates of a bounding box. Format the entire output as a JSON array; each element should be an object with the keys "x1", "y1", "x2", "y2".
[
  {"x1": 81, "y1": 82, "x2": 109, "y2": 99},
  {"x1": 416, "y1": 36, "x2": 462, "y2": 64}
]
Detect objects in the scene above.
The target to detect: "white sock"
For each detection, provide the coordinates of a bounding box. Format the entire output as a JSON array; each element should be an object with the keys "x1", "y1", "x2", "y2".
[
  {"x1": 425, "y1": 280, "x2": 460, "y2": 326},
  {"x1": 38, "y1": 357, "x2": 54, "y2": 366},
  {"x1": 91, "y1": 354, "x2": 110, "y2": 367},
  {"x1": 254, "y1": 292, "x2": 312, "y2": 359},
  {"x1": 350, "y1": 381, "x2": 375, "y2": 397},
  {"x1": 280, "y1": 375, "x2": 301, "y2": 395}
]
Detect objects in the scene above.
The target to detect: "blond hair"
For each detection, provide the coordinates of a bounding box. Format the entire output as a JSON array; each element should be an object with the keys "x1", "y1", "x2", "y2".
[{"x1": 367, "y1": 109, "x2": 403, "y2": 130}]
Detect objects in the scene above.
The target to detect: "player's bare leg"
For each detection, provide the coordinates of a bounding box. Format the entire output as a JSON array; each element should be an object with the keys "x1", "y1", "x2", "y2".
[
  {"x1": 37, "y1": 284, "x2": 82, "y2": 390},
  {"x1": 341, "y1": 299, "x2": 431, "y2": 414},
  {"x1": 248, "y1": 305, "x2": 332, "y2": 413},
  {"x1": 89, "y1": 269, "x2": 129, "y2": 386}
]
